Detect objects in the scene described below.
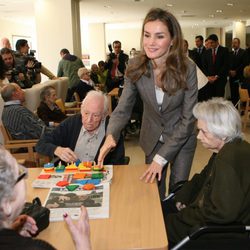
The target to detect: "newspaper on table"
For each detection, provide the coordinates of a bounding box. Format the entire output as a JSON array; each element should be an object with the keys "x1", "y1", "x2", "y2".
[
  {"x1": 43, "y1": 183, "x2": 110, "y2": 221},
  {"x1": 32, "y1": 165, "x2": 113, "y2": 188}
]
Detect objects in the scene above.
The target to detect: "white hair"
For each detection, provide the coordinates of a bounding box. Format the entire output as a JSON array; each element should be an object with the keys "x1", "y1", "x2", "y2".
[
  {"x1": 77, "y1": 67, "x2": 88, "y2": 78},
  {"x1": 193, "y1": 98, "x2": 243, "y2": 143},
  {"x1": 81, "y1": 90, "x2": 109, "y2": 117},
  {"x1": 0, "y1": 147, "x2": 17, "y2": 228}
]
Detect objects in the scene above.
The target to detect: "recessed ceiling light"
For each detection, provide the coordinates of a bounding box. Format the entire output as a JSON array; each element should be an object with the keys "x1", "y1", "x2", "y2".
[
  {"x1": 166, "y1": 4, "x2": 173, "y2": 7},
  {"x1": 216, "y1": 10, "x2": 223, "y2": 13},
  {"x1": 209, "y1": 14, "x2": 215, "y2": 18},
  {"x1": 227, "y1": 3, "x2": 234, "y2": 7},
  {"x1": 104, "y1": 5, "x2": 111, "y2": 8}
]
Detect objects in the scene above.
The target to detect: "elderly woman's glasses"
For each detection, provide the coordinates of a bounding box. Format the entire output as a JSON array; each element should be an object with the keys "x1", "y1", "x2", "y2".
[{"x1": 15, "y1": 165, "x2": 28, "y2": 184}]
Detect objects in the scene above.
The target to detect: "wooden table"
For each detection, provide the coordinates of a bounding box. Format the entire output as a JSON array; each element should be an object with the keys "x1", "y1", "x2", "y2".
[
  {"x1": 107, "y1": 87, "x2": 119, "y2": 114},
  {"x1": 27, "y1": 165, "x2": 168, "y2": 250}
]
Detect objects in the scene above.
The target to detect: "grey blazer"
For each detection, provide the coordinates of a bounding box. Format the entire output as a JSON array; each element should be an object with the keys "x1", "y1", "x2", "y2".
[{"x1": 107, "y1": 59, "x2": 198, "y2": 162}]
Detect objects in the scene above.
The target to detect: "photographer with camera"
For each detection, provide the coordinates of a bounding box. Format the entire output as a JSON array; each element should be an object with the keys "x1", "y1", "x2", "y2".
[
  {"x1": 15, "y1": 39, "x2": 56, "y2": 85},
  {"x1": 106, "y1": 40, "x2": 129, "y2": 93},
  {"x1": 0, "y1": 48, "x2": 35, "y2": 88}
]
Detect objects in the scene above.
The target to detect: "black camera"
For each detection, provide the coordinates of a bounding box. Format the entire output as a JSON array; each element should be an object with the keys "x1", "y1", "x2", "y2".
[
  {"x1": 14, "y1": 50, "x2": 42, "y2": 71},
  {"x1": 24, "y1": 50, "x2": 42, "y2": 70},
  {"x1": 108, "y1": 43, "x2": 113, "y2": 53},
  {"x1": 5, "y1": 68, "x2": 22, "y2": 83}
]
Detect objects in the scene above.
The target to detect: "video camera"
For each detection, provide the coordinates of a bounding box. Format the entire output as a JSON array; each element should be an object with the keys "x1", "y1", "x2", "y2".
[
  {"x1": 14, "y1": 50, "x2": 42, "y2": 72},
  {"x1": 5, "y1": 67, "x2": 33, "y2": 89},
  {"x1": 108, "y1": 43, "x2": 117, "y2": 60},
  {"x1": 24, "y1": 50, "x2": 42, "y2": 70}
]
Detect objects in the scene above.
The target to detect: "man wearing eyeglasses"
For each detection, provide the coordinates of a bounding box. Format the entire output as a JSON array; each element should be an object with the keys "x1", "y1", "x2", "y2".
[
  {"x1": 36, "y1": 90, "x2": 125, "y2": 165},
  {"x1": 74, "y1": 67, "x2": 94, "y2": 101}
]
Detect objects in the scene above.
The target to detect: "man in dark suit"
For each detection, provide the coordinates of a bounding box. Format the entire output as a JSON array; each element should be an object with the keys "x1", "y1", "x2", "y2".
[
  {"x1": 106, "y1": 40, "x2": 129, "y2": 92},
  {"x1": 193, "y1": 35, "x2": 206, "y2": 72},
  {"x1": 229, "y1": 38, "x2": 245, "y2": 105},
  {"x1": 202, "y1": 34, "x2": 229, "y2": 99}
]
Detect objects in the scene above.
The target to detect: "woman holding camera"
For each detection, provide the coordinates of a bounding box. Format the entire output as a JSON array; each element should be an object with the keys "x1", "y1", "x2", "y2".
[{"x1": 0, "y1": 146, "x2": 91, "y2": 250}]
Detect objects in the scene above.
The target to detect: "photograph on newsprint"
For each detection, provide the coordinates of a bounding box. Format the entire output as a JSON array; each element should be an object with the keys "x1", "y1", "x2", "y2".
[{"x1": 43, "y1": 183, "x2": 110, "y2": 221}]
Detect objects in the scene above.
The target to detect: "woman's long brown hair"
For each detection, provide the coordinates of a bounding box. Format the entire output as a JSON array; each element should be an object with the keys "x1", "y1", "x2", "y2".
[{"x1": 126, "y1": 8, "x2": 188, "y2": 95}]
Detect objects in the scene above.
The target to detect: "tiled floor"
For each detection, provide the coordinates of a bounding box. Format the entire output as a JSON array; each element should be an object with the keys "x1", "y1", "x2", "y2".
[{"x1": 125, "y1": 126, "x2": 250, "y2": 188}]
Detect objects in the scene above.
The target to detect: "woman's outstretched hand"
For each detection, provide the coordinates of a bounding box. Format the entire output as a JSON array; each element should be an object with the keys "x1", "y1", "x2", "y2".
[
  {"x1": 140, "y1": 161, "x2": 163, "y2": 183},
  {"x1": 98, "y1": 134, "x2": 117, "y2": 167},
  {"x1": 64, "y1": 206, "x2": 91, "y2": 250}
]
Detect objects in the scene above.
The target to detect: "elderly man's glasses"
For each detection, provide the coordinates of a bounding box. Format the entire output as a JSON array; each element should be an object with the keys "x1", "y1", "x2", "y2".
[{"x1": 15, "y1": 165, "x2": 28, "y2": 184}]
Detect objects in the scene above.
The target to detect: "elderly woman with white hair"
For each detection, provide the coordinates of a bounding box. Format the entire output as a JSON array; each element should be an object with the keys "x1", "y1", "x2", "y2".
[
  {"x1": 162, "y1": 98, "x2": 250, "y2": 246},
  {"x1": 0, "y1": 147, "x2": 91, "y2": 249}
]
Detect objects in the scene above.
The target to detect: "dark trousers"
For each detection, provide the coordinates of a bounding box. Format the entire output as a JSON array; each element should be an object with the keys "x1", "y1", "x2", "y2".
[{"x1": 230, "y1": 77, "x2": 240, "y2": 105}]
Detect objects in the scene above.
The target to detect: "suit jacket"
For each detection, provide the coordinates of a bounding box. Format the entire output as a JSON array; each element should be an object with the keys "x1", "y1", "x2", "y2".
[
  {"x1": 193, "y1": 47, "x2": 206, "y2": 72},
  {"x1": 202, "y1": 45, "x2": 229, "y2": 81},
  {"x1": 36, "y1": 114, "x2": 125, "y2": 165},
  {"x1": 107, "y1": 58, "x2": 198, "y2": 162},
  {"x1": 229, "y1": 48, "x2": 245, "y2": 81},
  {"x1": 166, "y1": 139, "x2": 250, "y2": 243},
  {"x1": 74, "y1": 80, "x2": 94, "y2": 101},
  {"x1": 107, "y1": 51, "x2": 129, "y2": 75}
]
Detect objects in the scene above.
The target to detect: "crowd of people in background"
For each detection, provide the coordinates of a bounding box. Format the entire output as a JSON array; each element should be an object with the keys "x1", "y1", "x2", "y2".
[{"x1": 190, "y1": 35, "x2": 250, "y2": 104}]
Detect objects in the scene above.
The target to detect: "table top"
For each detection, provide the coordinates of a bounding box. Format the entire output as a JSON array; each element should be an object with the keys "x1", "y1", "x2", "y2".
[{"x1": 27, "y1": 165, "x2": 168, "y2": 250}]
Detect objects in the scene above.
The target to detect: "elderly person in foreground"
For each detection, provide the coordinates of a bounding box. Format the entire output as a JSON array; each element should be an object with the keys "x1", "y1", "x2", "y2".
[
  {"x1": 36, "y1": 90, "x2": 125, "y2": 164},
  {"x1": 0, "y1": 146, "x2": 91, "y2": 250},
  {"x1": 162, "y1": 98, "x2": 250, "y2": 246}
]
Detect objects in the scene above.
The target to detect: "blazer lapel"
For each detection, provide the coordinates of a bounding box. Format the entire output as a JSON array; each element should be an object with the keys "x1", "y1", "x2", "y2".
[
  {"x1": 141, "y1": 63, "x2": 161, "y2": 114},
  {"x1": 161, "y1": 92, "x2": 172, "y2": 112}
]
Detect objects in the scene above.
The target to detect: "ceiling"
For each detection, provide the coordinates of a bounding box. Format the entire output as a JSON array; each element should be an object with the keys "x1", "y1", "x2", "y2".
[{"x1": 0, "y1": 0, "x2": 250, "y2": 28}]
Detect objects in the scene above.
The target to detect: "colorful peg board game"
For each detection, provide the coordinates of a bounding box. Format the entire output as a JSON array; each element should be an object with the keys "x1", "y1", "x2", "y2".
[{"x1": 32, "y1": 164, "x2": 113, "y2": 189}]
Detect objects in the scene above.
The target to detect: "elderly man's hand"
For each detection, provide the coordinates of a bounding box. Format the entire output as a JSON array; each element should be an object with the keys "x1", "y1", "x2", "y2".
[
  {"x1": 54, "y1": 146, "x2": 78, "y2": 163},
  {"x1": 97, "y1": 134, "x2": 116, "y2": 167}
]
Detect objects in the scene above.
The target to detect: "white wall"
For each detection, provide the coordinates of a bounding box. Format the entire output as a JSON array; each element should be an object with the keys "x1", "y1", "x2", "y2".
[
  {"x1": 89, "y1": 23, "x2": 106, "y2": 66},
  {"x1": 105, "y1": 22, "x2": 142, "y2": 56},
  {"x1": 182, "y1": 27, "x2": 206, "y2": 49},
  {"x1": 0, "y1": 19, "x2": 36, "y2": 50},
  {"x1": 35, "y1": 0, "x2": 75, "y2": 78}
]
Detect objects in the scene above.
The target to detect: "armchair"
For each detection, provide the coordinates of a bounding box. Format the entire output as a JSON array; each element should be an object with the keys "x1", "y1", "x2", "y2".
[{"x1": 0, "y1": 124, "x2": 38, "y2": 166}]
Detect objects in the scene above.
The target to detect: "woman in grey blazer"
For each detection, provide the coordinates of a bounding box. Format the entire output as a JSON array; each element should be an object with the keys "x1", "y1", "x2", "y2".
[{"x1": 98, "y1": 8, "x2": 198, "y2": 199}]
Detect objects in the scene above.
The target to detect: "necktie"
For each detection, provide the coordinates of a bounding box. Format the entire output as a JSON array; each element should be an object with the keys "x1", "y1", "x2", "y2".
[
  {"x1": 234, "y1": 50, "x2": 237, "y2": 56},
  {"x1": 212, "y1": 49, "x2": 216, "y2": 64}
]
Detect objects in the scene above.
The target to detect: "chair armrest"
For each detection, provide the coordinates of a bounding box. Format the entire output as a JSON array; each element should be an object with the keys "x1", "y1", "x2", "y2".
[
  {"x1": 5, "y1": 142, "x2": 37, "y2": 149},
  {"x1": 8, "y1": 139, "x2": 38, "y2": 144},
  {"x1": 162, "y1": 180, "x2": 187, "y2": 202},
  {"x1": 171, "y1": 223, "x2": 250, "y2": 250},
  {"x1": 189, "y1": 223, "x2": 249, "y2": 240},
  {"x1": 65, "y1": 107, "x2": 81, "y2": 112}
]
